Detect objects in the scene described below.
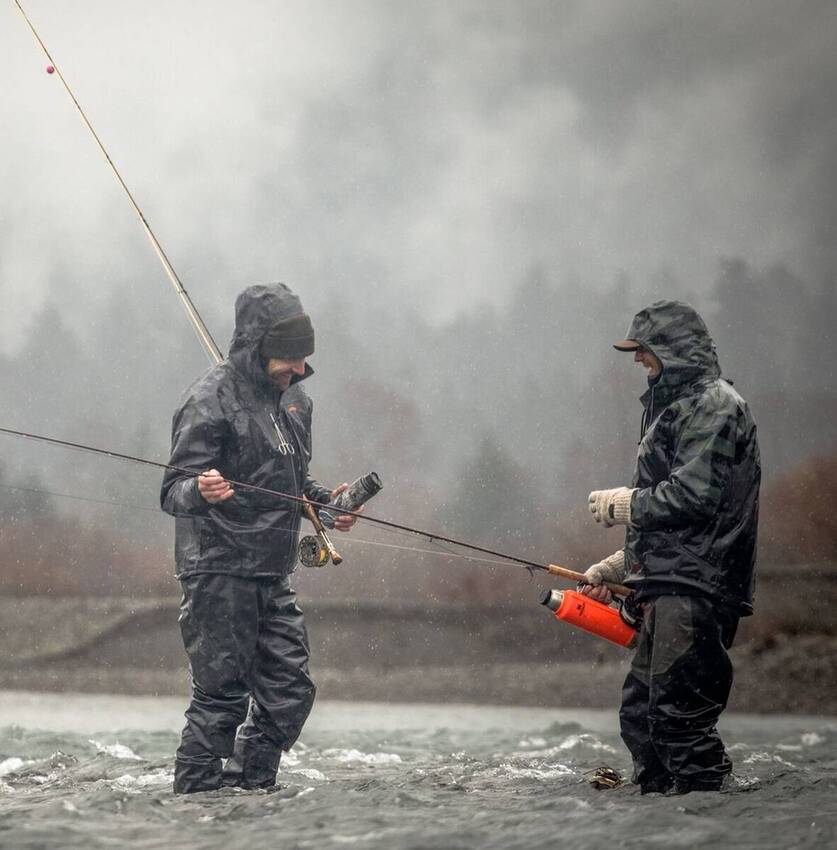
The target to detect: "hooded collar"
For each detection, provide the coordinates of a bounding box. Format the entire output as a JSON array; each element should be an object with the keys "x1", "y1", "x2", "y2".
[
  {"x1": 227, "y1": 283, "x2": 314, "y2": 398},
  {"x1": 621, "y1": 300, "x2": 721, "y2": 427}
]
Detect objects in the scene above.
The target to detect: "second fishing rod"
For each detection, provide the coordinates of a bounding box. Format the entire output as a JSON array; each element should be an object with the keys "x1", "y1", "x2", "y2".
[
  {"x1": 0, "y1": 423, "x2": 632, "y2": 598},
  {"x1": 0, "y1": 421, "x2": 640, "y2": 649}
]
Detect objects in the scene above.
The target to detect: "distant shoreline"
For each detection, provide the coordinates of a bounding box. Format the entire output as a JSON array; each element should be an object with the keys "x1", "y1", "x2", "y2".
[{"x1": 2, "y1": 589, "x2": 836, "y2": 714}]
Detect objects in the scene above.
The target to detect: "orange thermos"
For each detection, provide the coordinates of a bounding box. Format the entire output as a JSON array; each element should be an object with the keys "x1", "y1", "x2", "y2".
[{"x1": 540, "y1": 589, "x2": 638, "y2": 648}]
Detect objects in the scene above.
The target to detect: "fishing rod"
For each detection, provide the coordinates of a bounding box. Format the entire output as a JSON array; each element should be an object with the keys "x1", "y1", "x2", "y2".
[
  {"x1": 0, "y1": 425, "x2": 632, "y2": 597},
  {"x1": 12, "y1": 0, "x2": 352, "y2": 557},
  {"x1": 13, "y1": 0, "x2": 222, "y2": 365},
  {"x1": 5, "y1": 479, "x2": 559, "y2": 572}
]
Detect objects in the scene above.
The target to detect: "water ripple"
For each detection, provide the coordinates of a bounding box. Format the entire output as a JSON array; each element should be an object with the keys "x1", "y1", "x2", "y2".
[{"x1": 0, "y1": 706, "x2": 834, "y2": 850}]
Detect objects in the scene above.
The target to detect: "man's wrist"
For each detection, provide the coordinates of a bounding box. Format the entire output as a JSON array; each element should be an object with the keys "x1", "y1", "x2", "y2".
[{"x1": 610, "y1": 489, "x2": 634, "y2": 525}]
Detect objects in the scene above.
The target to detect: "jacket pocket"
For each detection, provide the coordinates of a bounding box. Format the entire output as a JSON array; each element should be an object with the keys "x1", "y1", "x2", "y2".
[{"x1": 675, "y1": 540, "x2": 724, "y2": 591}]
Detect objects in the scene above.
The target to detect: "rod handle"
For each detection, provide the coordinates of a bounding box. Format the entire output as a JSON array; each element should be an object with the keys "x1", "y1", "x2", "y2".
[
  {"x1": 302, "y1": 499, "x2": 343, "y2": 565},
  {"x1": 545, "y1": 563, "x2": 633, "y2": 598}
]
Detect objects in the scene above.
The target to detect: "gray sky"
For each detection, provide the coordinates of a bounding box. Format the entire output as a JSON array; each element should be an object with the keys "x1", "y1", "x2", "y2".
[{"x1": 2, "y1": 0, "x2": 835, "y2": 356}]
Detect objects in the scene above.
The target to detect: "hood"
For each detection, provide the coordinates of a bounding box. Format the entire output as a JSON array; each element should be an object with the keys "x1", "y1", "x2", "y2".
[
  {"x1": 228, "y1": 283, "x2": 313, "y2": 393},
  {"x1": 623, "y1": 300, "x2": 720, "y2": 404}
]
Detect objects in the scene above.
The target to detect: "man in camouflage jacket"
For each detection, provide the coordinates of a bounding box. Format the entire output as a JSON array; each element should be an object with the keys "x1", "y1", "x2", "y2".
[{"x1": 582, "y1": 300, "x2": 760, "y2": 794}]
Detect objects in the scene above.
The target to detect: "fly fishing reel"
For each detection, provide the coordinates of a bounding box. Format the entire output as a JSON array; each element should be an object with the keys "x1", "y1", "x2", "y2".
[{"x1": 298, "y1": 535, "x2": 329, "y2": 568}]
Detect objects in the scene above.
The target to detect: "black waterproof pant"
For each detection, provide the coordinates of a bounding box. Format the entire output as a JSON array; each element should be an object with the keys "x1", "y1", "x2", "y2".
[
  {"x1": 620, "y1": 594, "x2": 739, "y2": 794},
  {"x1": 174, "y1": 574, "x2": 316, "y2": 794}
]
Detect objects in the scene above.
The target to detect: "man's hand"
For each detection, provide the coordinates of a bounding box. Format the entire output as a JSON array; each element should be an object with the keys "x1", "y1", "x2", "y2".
[
  {"x1": 198, "y1": 469, "x2": 235, "y2": 504},
  {"x1": 329, "y1": 483, "x2": 362, "y2": 532},
  {"x1": 578, "y1": 549, "x2": 626, "y2": 605},
  {"x1": 588, "y1": 487, "x2": 635, "y2": 527},
  {"x1": 579, "y1": 583, "x2": 613, "y2": 604}
]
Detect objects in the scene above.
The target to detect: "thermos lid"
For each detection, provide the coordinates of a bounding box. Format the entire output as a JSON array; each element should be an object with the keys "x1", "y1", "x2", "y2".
[{"x1": 540, "y1": 589, "x2": 564, "y2": 611}]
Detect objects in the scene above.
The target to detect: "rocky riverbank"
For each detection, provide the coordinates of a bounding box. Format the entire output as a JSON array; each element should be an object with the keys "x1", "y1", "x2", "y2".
[{"x1": 2, "y1": 564, "x2": 836, "y2": 714}]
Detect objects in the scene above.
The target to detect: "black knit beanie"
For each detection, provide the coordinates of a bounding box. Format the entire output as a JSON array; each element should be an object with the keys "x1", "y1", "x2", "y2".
[{"x1": 260, "y1": 313, "x2": 315, "y2": 359}]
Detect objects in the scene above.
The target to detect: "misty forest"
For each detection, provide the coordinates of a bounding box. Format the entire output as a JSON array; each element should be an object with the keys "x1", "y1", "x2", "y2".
[
  {"x1": 1, "y1": 4, "x2": 835, "y2": 608},
  {"x1": 1, "y1": 259, "x2": 835, "y2": 603}
]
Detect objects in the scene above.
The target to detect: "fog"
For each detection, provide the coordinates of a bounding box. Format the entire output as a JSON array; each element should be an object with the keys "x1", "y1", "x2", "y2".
[{"x1": 1, "y1": 1, "x2": 835, "y2": 600}]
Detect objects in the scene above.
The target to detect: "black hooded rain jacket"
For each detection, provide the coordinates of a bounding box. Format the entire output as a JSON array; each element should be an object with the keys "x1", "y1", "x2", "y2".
[
  {"x1": 160, "y1": 284, "x2": 331, "y2": 578},
  {"x1": 621, "y1": 301, "x2": 761, "y2": 615}
]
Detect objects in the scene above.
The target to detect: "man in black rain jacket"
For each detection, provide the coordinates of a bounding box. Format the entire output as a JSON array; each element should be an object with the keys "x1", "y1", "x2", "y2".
[
  {"x1": 161, "y1": 283, "x2": 357, "y2": 794},
  {"x1": 581, "y1": 300, "x2": 760, "y2": 794}
]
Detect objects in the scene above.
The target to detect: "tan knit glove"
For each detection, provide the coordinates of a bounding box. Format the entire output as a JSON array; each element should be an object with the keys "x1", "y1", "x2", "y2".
[
  {"x1": 588, "y1": 487, "x2": 635, "y2": 527},
  {"x1": 583, "y1": 549, "x2": 627, "y2": 586}
]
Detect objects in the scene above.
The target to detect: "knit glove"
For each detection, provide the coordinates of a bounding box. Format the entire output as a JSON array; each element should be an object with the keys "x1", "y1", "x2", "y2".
[
  {"x1": 588, "y1": 487, "x2": 635, "y2": 527},
  {"x1": 583, "y1": 549, "x2": 626, "y2": 586}
]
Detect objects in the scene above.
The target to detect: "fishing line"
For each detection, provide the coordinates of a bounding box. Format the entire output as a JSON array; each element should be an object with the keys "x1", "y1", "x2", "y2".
[
  {"x1": 332, "y1": 511, "x2": 502, "y2": 566},
  {"x1": 5, "y1": 483, "x2": 163, "y2": 515},
  {"x1": 12, "y1": 0, "x2": 223, "y2": 365},
  {"x1": 0, "y1": 425, "x2": 555, "y2": 576},
  {"x1": 349, "y1": 523, "x2": 535, "y2": 575},
  {"x1": 332, "y1": 535, "x2": 528, "y2": 571},
  {"x1": 2, "y1": 479, "x2": 527, "y2": 570}
]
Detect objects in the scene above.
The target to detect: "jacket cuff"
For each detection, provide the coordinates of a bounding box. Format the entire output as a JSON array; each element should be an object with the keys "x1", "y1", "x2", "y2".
[
  {"x1": 604, "y1": 549, "x2": 626, "y2": 571},
  {"x1": 304, "y1": 478, "x2": 332, "y2": 508},
  {"x1": 163, "y1": 476, "x2": 210, "y2": 517},
  {"x1": 611, "y1": 489, "x2": 634, "y2": 526}
]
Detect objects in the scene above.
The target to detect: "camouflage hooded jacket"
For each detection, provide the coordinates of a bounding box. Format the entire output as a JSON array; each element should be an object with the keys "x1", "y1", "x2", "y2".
[
  {"x1": 160, "y1": 284, "x2": 331, "y2": 579},
  {"x1": 622, "y1": 301, "x2": 761, "y2": 615}
]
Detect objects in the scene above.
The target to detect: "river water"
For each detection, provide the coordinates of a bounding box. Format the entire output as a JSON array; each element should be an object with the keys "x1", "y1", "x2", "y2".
[{"x1": 0, "y1": 692, "x2": 835, "y2": 849}]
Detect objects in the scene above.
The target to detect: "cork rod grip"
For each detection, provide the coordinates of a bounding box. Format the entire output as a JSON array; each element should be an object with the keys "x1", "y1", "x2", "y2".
[{"x1": 545, "y1": 563, "x2": 633, "y2": 598}]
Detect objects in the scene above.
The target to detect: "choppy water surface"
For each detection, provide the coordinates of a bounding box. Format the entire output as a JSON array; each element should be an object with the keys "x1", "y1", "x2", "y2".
[{"x1": 0, "y1": 695, "x2": 835, "y2": 850}]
